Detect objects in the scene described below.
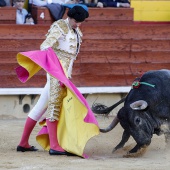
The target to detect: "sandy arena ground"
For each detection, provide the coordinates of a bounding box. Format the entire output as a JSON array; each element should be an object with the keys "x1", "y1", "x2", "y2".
[{"x1": 0, "y1": 114, "x2": 170, "y2": 170}]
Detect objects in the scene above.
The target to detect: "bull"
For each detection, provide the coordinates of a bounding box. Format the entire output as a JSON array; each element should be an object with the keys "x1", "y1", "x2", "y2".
[{"x1": 92, "y1": 69, "x2": 170, "y2": 156}]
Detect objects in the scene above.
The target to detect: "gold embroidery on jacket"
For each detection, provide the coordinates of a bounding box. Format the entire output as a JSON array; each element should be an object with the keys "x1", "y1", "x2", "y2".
[
  {"x1": 46, "y1": 76, "x2": 66, "y2": 121},
  {"x1": 42, "y1": 19, "x2": 83, "y2": 120}
]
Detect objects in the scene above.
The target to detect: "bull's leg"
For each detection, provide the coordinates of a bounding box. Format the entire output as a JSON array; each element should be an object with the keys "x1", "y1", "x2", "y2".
[{"x1": 112, "y1": 130, "x2": 130, "y2": 153}]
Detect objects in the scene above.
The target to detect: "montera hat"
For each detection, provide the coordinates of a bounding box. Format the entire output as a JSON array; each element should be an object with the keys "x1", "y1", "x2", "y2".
[{"x1": 65, "y1": 4, "x2": 89, "y2": 22}]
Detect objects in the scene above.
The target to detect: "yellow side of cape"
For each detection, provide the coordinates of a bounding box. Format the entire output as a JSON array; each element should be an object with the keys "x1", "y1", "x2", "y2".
[{"x1": 36, "y1": 88, "x2": 99, "y2": 157}]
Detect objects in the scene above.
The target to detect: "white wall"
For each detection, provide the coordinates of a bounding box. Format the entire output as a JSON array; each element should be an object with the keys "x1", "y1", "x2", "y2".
[{"x1": 0, "y1": 93, "x2": 126, "y2": 119}]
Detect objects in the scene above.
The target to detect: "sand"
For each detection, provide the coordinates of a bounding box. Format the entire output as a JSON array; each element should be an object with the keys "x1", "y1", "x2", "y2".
[{"x1": 0, "y1": 114, "x2": 169, "y2": 170}]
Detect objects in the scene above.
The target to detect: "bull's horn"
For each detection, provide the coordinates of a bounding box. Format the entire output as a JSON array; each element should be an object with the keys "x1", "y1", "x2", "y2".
[
  {"x1": 100, "y1": 116, "x2": 119, "y2": 133},
  {"x1": 130, "y1": 100, "x2": 148, "y2": 110}
]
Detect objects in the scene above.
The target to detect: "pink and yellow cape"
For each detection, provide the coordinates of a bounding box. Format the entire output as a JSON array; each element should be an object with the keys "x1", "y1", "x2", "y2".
[{"x1": 16, "y1": 48, "x2": 99, "y2": 158}]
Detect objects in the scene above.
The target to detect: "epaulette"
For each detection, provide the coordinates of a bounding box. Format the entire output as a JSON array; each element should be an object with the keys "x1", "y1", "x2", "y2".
[{"x1": 55, "y1": 19, "x2": 69, "y2": 34}]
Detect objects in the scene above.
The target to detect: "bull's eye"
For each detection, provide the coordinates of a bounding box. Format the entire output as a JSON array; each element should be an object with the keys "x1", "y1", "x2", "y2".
[{"x1": 134, "y1": 116, "x2": 141, "y2": 125}]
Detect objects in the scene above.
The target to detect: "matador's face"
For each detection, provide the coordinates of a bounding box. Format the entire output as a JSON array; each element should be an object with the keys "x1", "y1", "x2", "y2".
[{"x1": 68, "y1": 18, "x2": 83, "y2": 29}]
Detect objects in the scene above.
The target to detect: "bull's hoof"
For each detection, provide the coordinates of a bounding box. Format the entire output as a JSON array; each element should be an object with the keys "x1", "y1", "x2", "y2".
[
  {"x1": 123, "y1": 152, "x2": 139, "y2": 158},
  {"x1": 123, "y1": 146, "x2": 148, "y2": 158}
]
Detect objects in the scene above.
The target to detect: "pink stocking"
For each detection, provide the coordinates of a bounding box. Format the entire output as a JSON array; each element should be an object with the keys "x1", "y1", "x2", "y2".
[
  {"x1": 18, "y1": 117, "x2": 37, "y2": 148},
  {"x1": 46, "y1": 119, "x2": 65, "y2": 152}
]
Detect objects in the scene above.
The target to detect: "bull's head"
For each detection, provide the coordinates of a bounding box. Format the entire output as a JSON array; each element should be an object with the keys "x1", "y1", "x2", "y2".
[
  {"x1": 98, "y1": 100, "x2": 154, "y2": 154},
  {"x1": 117, "y1": 100, "x2": 154, "y2": 153}
]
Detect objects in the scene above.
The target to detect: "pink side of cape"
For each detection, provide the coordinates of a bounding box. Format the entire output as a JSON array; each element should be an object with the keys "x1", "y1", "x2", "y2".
[
  {"x1": 16, "y1": 48, "x2": 98, "y2": 125},
  {"x1": 15, "y1": 65, "x2": 29, "y2": 83}
]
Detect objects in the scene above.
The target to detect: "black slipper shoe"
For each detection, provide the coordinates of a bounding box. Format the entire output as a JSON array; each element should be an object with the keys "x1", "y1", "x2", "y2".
[
  {"x1": 49, "y1": 149, "x2": 77, "y2": 156},
  {"x1": 17, "y1": 145, "x2": 38, "y2": 152}
]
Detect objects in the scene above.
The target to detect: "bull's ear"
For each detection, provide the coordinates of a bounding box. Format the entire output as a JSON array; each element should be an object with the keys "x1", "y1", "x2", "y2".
[{"x1": 130, "y1": 100, "x2": 148, "y2": 110}]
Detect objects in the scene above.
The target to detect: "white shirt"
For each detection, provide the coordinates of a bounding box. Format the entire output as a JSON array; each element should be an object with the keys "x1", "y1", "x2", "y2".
[
  {"x1": 16, "y1": 9, "x2": 28, "y2": 24},
  {"x1": 29, "y1": 0, "x2": 74, "y2": 6}
]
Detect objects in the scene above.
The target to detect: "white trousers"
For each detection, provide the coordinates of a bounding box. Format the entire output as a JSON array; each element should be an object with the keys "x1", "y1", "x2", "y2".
[{"x1": 28, "y1": 74, "x2": 50, "y2": 121}]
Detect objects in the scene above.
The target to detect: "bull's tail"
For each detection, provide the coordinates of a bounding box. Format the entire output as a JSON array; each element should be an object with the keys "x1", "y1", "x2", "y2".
[{"x1": 91, "y1": 97, "x2": 126, "y2": 115}]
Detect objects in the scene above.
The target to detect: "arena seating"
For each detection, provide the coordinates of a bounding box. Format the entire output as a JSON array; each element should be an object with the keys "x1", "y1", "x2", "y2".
[{"x1": 0, "y1": 7, "x2": 170, "y2": 90}]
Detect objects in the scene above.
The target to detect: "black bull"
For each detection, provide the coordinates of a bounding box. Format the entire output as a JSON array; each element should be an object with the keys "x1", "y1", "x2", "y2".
[{"x1": 92, "y1": 69, "x2": 170, "y2": 155}]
